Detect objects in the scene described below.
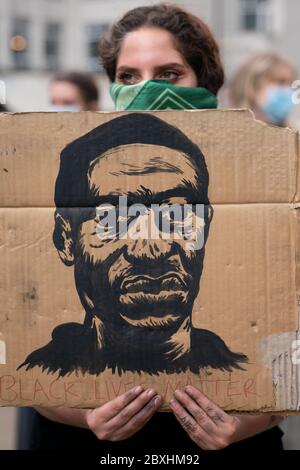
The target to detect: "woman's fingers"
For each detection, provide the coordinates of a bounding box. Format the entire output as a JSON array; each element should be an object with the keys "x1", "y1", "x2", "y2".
[
  {"x1": 87, "y1": 386, "x2": 162, "y2": 441},
  {"x1": 173, "y1": 389, "x2": 216, "y2": 435},
  {"x1": 108, "y1": 388, "x2": 158, "y2": 429},
  {"x1": 112, "y1": 394, "x2": 162, "y2": 441},
  {"x1": 90, "y1": 385, "x2": 145, "y2": 422},
  {"x1": 169, "y1": 398, "x2": 215, "y2": 450},
  {"x1": 170, "y1": 387, "x2": 241, "y2": 450},
  {"x1": 184, "y1": 386, "x2": 230, "y2": 425}
]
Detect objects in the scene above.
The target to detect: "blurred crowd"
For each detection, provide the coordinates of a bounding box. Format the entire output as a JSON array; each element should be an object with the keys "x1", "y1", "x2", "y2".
[
  {"x1": 1, "y1": 0, "x2": 300, "y2": 134},
  {"x1": 2, "y1": 49, "x2": 299, "y2": 130}
]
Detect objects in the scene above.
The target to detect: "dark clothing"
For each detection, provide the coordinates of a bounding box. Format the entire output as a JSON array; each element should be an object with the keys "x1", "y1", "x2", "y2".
[
  {"x1": 18, "y1": 408, "x2": 284, "y2": 452},
  {"x1": 18, "y1": 322, "x2": 248, "y2": 377}
]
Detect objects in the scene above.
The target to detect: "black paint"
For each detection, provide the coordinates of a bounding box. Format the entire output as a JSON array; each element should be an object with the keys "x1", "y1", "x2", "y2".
[{"x1": 18, "y1": 113, "x2": 248, "y2": 377}]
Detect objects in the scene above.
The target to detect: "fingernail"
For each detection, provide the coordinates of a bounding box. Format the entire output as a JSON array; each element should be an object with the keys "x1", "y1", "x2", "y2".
[
  {"x1": 174, "y1": 389, "x2": 183, "y2": 397},
  {"x1": 147, "y1": 388, "x2": 155, "y2": 397},
  {"x1": 154, "y1": 396, "x2": 162, "y2": 406},
  {"x1": 185, "y1": 385, "x2": 193, "y2": 393},
  {"x1": 134, "y1": 386, "x2": 143, "y2": 394}
]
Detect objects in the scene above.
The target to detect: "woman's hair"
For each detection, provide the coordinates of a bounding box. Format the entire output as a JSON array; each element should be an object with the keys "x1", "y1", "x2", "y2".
[
  {"x1": 52, "y1": 71, "x2": 99, "y2": 104},
  {"x1": 99, "y1": 3, "x2": 224, "y2": 95},
  {"x1": 229, "y1": 53, "x2": 297, "y2": 108}
]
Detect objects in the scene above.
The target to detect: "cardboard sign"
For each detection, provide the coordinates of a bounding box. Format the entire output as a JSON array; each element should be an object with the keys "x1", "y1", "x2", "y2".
[{"x1": 0, "y1": 110, "x2": 299, "y2": 412}]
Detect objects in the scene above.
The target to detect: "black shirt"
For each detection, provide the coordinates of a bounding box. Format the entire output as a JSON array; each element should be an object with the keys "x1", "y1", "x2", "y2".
[{"x1": 18, "y1": 408, "x2": 284, "y2": 452}]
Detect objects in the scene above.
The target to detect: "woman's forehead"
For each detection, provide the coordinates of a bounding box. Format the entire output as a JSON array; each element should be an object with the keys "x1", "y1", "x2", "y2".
[{"x1": 116, "y1": 27, "x2": 185, "y2": 69}]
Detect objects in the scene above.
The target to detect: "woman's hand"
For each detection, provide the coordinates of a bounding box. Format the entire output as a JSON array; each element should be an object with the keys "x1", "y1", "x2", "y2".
[
  {"x1": 170, "y1": 385, "x2": 240, "y2": 450},
  {"x1": 170, "y1": 385, "x2": 284, "y2": 450},
  {"x1": 36, "y1": 385, "x2": 162, "y2": 442},
  {"x1": 86, "y1": 386, "x2": 162, "y2": 441}
]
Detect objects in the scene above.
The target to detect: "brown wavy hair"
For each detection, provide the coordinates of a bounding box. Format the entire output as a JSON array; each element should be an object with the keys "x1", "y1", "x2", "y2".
[{"x1": 99, "y1": 3, "x2": 224, "y2": 95}]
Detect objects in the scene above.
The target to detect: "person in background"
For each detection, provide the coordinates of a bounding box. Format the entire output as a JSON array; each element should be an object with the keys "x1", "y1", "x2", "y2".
[
  {"x1": 19, "y1": 4, "x2": 285, "y2": 452},
  {"x1": 229, "y1": 53, "x2": 298, "y2": 129},
  {"x1": 49, "y1": 71, "x2": 100, "y2": 111}
]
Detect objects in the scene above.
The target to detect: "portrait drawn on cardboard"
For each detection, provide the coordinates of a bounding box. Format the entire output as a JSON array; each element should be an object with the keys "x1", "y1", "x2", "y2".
[{"x1": 18, "y1": 113, "x2": 248, "y2": 377}]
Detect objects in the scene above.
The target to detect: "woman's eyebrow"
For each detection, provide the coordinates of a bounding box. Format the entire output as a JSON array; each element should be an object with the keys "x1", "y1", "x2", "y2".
[
  {"x1": 116, "y1": 63, "x2": 186, "y2": 74},
  {"x1": 153, "y1": 63, "x2": 186, "y2": 72},
  {"x1": 116, "y1": 65, "x2": 140, "y2": 74}
]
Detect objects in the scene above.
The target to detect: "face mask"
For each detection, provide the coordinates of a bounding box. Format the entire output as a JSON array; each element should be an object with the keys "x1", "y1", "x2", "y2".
[
  {"x1": 261, "y1": 86, "x2": 294, "y2": 124},
  {"x1": 49, "y1": 105, "x2": 81, "y2": 112},
  {"x1": 110, "y1": 79, "x2": 218, "y2": 111}
]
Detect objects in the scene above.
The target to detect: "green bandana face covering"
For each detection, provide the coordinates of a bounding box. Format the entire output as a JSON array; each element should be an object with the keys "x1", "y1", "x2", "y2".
[{"x1": 110, "y1": 79, "x2": 218, "y2": 111}]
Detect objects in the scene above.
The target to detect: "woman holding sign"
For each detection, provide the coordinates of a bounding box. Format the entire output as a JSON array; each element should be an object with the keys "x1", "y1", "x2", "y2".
[{"x1": 20, "y1": 3, "x2": 284, "y2": 452}]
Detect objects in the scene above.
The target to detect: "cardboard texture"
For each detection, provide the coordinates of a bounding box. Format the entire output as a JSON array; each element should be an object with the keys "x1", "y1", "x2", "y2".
[{"x1": 0, "y1": 109, "x2": 299, "y2": 412}]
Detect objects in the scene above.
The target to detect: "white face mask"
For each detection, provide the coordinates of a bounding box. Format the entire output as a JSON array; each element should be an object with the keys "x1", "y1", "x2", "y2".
[{"x1": 48, "y1": 105, "x2": 82, "y2": 113}]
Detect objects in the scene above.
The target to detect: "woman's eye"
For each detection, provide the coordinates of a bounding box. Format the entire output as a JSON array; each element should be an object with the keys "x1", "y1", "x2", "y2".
[
  {"x1": 158, "y1": 71, "x2": 180, "y2": 82},
  {"x1": 117, "y1": 73, "x2": 138, "y2": 85}
]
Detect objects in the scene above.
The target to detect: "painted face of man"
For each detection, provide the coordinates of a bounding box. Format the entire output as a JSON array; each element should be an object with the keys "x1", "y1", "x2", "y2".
[{"x1": 69, "y1": 144, "x2": 208, "y2": 328}]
